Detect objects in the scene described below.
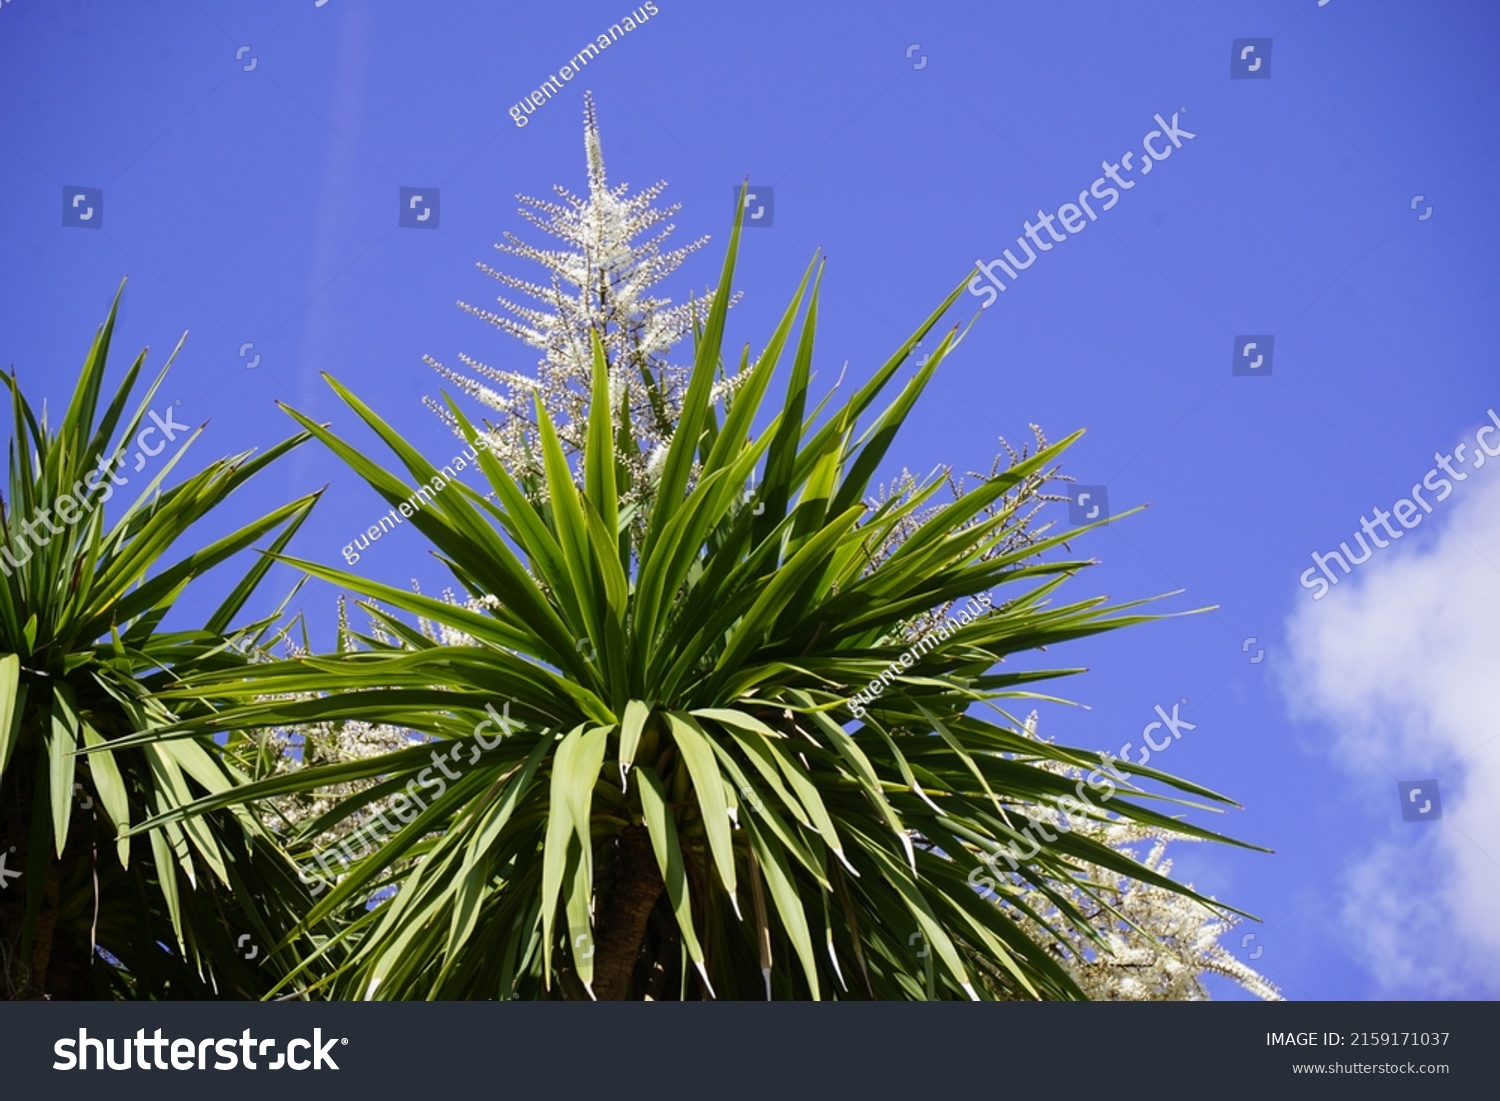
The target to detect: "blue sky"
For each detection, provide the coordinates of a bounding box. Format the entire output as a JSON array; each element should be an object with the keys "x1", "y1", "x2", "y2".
[{"x1": 3, "y1": 0, "x2": 1498, "y2": 1000}]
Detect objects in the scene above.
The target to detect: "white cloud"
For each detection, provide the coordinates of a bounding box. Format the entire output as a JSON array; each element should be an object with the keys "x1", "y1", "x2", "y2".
[{"x1": 1283, "y1": 459, "x2": 1500, "y2": 996}]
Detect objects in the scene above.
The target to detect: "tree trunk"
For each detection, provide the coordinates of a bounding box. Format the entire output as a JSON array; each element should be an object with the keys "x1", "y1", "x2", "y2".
[
  {"x1": 1, "y1": 751, "x2": 99, "y2": 1001},
  {"x1": 590, "y1": 826, "x2": 662, "y2": 1000}
]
